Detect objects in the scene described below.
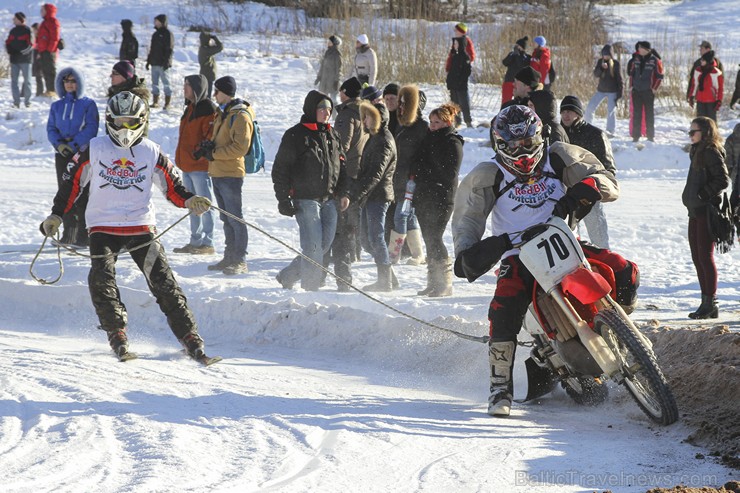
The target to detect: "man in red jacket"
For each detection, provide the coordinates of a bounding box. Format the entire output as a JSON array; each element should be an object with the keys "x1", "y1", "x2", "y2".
[{"x1": 36, "y1": 3, "x2": 60, "y2": 97}]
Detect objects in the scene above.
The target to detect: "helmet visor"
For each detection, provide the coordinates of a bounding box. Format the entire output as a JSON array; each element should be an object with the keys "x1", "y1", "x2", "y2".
[{"x1": 110, "y1": 116, "x2": 144, "y2": 130}]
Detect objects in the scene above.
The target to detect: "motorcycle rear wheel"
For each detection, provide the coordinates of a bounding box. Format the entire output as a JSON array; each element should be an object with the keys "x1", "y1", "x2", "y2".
[
  {"x1": 594, "y1": 308, "x2": 679, "y2": 425},
  {"x1": 561, "y1": 376, "x2": 609, "y2": 406}
]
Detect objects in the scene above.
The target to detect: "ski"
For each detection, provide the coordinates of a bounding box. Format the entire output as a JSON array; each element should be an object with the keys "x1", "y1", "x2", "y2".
[{"x1": 117, "y1": 351, "x2": 138, "y2": 362}]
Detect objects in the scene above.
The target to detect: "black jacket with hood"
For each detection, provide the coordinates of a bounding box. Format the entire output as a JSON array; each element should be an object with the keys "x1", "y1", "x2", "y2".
[
  {"x1": 119, "y1": 20, "x2": 138, "y2": 63},
  {"x1": 412, "y1": 125, "x2": 464, "y2": 207},
  {"x1": 349, "y1": 103, "x2": 396, "y2": 205},
  {"x1": 528, "y1": 90, "x2": 568, "y2": 145},
  {"x1": 272, "y1": 90, "x2": 348, "y2": 202},
  {"x1": 147, "y1": 14, "x2": 174, "y2": 68},
  {"x1": 446, "y1": 36, "x2": 472, "y2": 91}
]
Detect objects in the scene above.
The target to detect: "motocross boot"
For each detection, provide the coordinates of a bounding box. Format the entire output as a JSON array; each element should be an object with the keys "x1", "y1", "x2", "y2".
[
  {"x1": 106, "y1": 328, "x2": 129, "y2": 357},
  {"x1": 487, "y1": 341, "x2": 516, "y2": 417},
  {"x1": 180, "y1": 332, "x2": 205, "y2": 358},
  {"x1": 614, "y1": 261, "x2": 640, "y2": 314}
]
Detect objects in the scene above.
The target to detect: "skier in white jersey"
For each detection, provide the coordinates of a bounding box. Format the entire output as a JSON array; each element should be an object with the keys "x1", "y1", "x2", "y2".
[{"x1": 40, "y1": 91, "x2": 213, "y2": 361}]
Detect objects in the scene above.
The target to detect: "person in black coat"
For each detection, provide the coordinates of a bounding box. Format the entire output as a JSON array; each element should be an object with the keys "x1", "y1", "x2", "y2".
[
  {"x1": 682, "y1": 117, "x2": 730, "y2": 319},
  {"x1": 584, "y1": 44, "x2": 623, "y2": 136},
  {"x1": 5, "y1": 12, "x2": 33, "y2": 107},
  {"x1": 272, "y1": 90, "x2": 350, "y2": 291},
  {"x1": 199, "y1": 31, "x2": 223, "y2": 97},
  {"x1": 445, "y1": 36, "x2": 473, "y2": 128},
  {"x1": 501, "y1": 36, "x2": 530, "y2": 107},
  {"x1": 731, "y1": 65, "x2": 740, "y2": 110},
  {"x1": 146, "y1": 14, "x2": 174, "y2": 109},
  {"x1": 346, "y1": 101, "x2": 398, "y2": 291},
  {"x1": 561, "y1": 95, "x2": 615, "y2": 249},
  {"x1": 527, "y1": 89, "x2": 568, "y2": 145},
  {"x1": 412, "y1": 103, "x2": 464, "y2": 297},
  {"x1": 119, "y1": 19, "x2": 138, "y2": 67}
]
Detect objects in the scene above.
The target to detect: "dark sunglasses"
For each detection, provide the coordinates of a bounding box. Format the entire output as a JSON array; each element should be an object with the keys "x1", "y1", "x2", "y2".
[
  {"x1": 688, "y1": 129, "x2": 700, "y2": 136},
  {"x1": 63, "y1": 78, "x2": 77, "y2": 83}
]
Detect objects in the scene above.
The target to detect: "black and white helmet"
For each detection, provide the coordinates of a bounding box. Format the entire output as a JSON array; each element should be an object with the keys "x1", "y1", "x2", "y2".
[
  {"x1": 492, "y1": 105, "x2": 545, "y2": 180},
  {"x1": 106, "y1": 91, "x2": 148, "y2": 148}
]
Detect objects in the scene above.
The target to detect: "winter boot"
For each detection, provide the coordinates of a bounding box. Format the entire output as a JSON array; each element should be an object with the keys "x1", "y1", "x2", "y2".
[
  {"x1": 614, "y1": 261, "x2": 640, "y2": 314},
  {"x1": 688, "y1": 295, "x2": 719, "y2": 319},
  {"x1": 163, "y1": 95, "x2": 171, "y2": 110},
  {"x1": 428, "y1": 258, "x2": 453, "y2": 298},
  {"x1": 364, "y1": 264, "x2": 393, "y2": 292},
  {"x1": 387, "y1": 230, "x2": 406, "y2": 264},
  {"x1": 106, "y1": 328, "x2": 129, "y2": 356},
  {"x1": 152, "y1": 94, "x2": 160, "y2": 108},
  {"x1": 417, "y1": 262, "x2": 435, "y2": 296},
  {"x1": 405, "y1": 228, "x2": 426, "y2": 265},
  {"x1": 488, "y1": 341, "x2": 516, "y2": 417},
  {"x1": 180, "y1": 331, "x2": 205, "y2": 358}
]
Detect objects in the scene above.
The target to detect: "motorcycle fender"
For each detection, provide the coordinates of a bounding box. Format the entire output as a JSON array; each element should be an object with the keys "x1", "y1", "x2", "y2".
[
  {"x1": 561, "y1": 266, "x2": 612, "y2": 305},
  {"x1": 521, "y1": 356, "x2": 559, "y2": 402}
]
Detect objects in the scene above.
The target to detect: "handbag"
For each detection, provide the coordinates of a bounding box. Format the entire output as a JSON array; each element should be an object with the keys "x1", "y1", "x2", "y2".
[
  {"x1": 706, "y1": 191, "x2": 735, "y2": 253},
  {"x1": 58, "y1": 38, "x2": 65, "y2": 50}
]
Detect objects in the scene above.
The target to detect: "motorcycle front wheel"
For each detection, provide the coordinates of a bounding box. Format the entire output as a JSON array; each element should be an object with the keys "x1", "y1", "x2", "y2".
[
  {"x1": 561, "y1": 376, "x2": 609, "y2": 406},
  {"x1": 594, "y1": 308, "x2": 679, "y2": 425}
]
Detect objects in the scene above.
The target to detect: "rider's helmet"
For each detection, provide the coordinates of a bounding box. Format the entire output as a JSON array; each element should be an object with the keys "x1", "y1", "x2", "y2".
[
  {"x1": 105, "y1": 91, "x2": 148, "y2": 148},
  {"x1": 492, "y1": 105, "x2": 545, "y2": 180}
]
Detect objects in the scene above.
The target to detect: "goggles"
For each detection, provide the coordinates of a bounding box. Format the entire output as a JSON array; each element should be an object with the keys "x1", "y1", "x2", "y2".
[
  {"x1": 496, "y1": 134, "x2": 544, "y2": 151},
  {"x1": 110, "y1": 116, "x2": 144, "y2": 130}
]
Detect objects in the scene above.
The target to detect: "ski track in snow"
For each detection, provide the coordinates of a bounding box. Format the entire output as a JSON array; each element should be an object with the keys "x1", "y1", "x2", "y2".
[{"x1": 0, "y1": 0, "x2": 739, "y2": 491}]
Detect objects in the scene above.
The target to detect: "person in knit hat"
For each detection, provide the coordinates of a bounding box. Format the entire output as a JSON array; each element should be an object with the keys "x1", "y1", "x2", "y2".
[
  {"x1": 339, "y1": 76, "x2": 362, "y2": 99},
  {"x1": 6, "y1": 11, "x2": 33, "y2": 107},
  {"x1": 530, "y1": 35, "x2": 552, "y2": 92},
  {"x1": 560, "y1": 94, "x2": 616, "y2": 249},
  {"x1": 501, "y1": 36, "x2": 530, "y2": 107},
  {"x1": 584, "y1": 44, "x2": 623, "y2": 136},
  {"x1": 353, "y1": 34, "x2": 377, "y2": 86},
  {"x1": 119, "y1": 19, "x2": 138, "y2": 68},
  {"x1": 272, "y1": 90, "x2": 350, "y2": 291},
  {"x1": 361, "y1": 84, "x2": 383, "y2": 103},
  {"x1": 146, "y1": 14, "x2": 175, "y2": 109},
  {"x1": 107, "y1": 60, "x2": 150, "y2": 121},
  {"x1": 315, "y1": 34, "x2": 342, "y2": 103}
]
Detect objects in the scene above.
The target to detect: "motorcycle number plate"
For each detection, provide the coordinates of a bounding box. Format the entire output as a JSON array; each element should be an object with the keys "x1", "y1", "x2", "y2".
[{"x1": 518, "y1": 218, "x2": 585, "y2": 292}]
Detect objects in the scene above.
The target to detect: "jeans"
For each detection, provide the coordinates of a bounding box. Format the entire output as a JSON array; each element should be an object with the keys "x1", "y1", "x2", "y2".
[
  {"x1": 281, "y1": 198, "x2": 338, "y2": 290},
  {"x1": 151, "y1": 65, "x2": 172, "y2": 97},
  {"x1": 579, "y1": 201, "x2": 610, "y2": 249},
  {"x1": 392, "y1": 200, "x2": 419, "y2": 235},
  {"x1": 10, "y1": 63, "x2": 31, "y2": 106},
  {"x1": 449, "y1": 88, "x2": 472, "y2": 126},
  {"x1": 182, "y1": 171, "x2": 215, "y2": 247},
  {"x1": 363, "y1": 200, "x2": 391, "y2": 265},
  {"x1": 212, "y1": 177, "x2": 247, "y2": 263},
  {"x1": 585, "y1": 91, "x2": 618, "y2": 134}
]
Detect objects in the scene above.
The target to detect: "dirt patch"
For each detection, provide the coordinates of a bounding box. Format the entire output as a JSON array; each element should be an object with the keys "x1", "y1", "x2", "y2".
[
  {"x1": 644, "y1": 479, "x2": 740, "y2": 492},
  {"x1": 642, "y1": 323, "x2": 740, "y2": 470}
]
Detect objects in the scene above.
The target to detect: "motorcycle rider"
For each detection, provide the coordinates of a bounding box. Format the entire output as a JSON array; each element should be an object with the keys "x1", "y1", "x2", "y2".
[{"x1": 451, "y1": 105, "x2": 639, "y2": 417}]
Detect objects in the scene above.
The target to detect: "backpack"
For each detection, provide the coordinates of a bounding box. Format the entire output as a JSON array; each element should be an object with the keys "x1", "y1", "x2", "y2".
[{"x1": 230, "y1": 107, "x2": 265, "y2": 174}]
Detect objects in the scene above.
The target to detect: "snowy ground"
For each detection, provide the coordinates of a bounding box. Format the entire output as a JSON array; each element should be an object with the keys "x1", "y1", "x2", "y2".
[{"x1": 0, "y1": 0, "x2": 738, "y2": 492}]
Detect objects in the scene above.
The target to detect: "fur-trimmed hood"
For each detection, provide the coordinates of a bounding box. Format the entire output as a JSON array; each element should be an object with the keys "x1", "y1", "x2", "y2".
[
  {"x1": 55, "y1": 67, "x2": 85, "y2": 98},
  {"x1": 398, "y1": 85, "x2": 423, "y2": 127},
  {"x1": 360, "y1": 101, "x2": 381, "y2": 135}
]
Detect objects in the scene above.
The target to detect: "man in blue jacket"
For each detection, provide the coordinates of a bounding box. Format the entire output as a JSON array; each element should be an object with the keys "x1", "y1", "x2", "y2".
[{"x1": 46, "y1": 67, "x2": 99, "y2": 246}]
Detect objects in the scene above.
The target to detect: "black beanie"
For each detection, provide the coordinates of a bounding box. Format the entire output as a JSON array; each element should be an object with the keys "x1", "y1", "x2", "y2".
[
  {"x1": 636, "y1": 40, "x2": 651, "y2": 51},
  {"x1": 214, "y1": 76, "x2": 237, "y2": 97},
  {"x1": 516, "y1": 36, "x2": 528, "y2": 49},
  {"x1": 560, "y1": 95, "x2": 584, "y2": 117},
  {"x1": 14, "y1": 12, "x2": 26, "y2": 23},
  {"x1": 383, "y1": 83, "x2": 400, "y2": 96},
  {"x1": 155, "y1": 14, "x2": 167, "y2": 25},
  {"x1": 515, "y1": 66, "x2": 541, "y2": 89},
  {"x1": 340, "y1": 77, "x2": 362, "y2": 99}
]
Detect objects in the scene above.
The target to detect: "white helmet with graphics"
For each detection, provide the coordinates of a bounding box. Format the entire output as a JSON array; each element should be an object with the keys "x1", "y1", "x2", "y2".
[{"x1": 106, "y1": 91, "x2": 148, "y2": 148}]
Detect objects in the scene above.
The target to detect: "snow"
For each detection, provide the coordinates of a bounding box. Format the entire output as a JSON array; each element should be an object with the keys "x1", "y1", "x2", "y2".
[{"x1": 0, "y1": 0, "x2": 738, "y2": 491}]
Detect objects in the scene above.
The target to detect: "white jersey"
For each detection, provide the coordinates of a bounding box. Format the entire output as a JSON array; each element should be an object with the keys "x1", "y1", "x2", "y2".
[
  {"x1": 57, "y1": 136, "x2": 188, "y2": 229},
  {"x1": 491, "y1": 155, "x2": 566, "y2": 259}
]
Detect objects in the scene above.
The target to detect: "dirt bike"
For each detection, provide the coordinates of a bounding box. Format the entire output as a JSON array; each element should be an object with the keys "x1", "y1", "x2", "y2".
[{"x1": 514, "y1": 216, "x2": 678, "y2": 426}]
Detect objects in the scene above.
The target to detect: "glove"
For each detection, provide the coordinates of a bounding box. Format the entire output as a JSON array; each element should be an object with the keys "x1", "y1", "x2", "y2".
[
  {"x1": 278, "y1": 199, "x2": 296, "y2": 217},
  {"x1": 553, "y1": 180, "x2": 602, "y2": 219},
  {"x1": 145, "y1": 62, "x2": 151, "y2": 71},
  {"x1": 714, "y1": 100, "x2": 721, "y2": 112},
  {"x1": 40, "y1": 214, "x2": 62, "y2": 237},
  {"x1": 453, "y1": 234, "x2": 512, "y2": 283},
  {"x1": 194, "y1": 140, "x2": 215, "y2": 161},
  {"x1": 688, "y1": 97, "x2": 695, "y2": 109},
  {"x1": 57, "y1": 143, "x2": 75, "y2": 158},
  {"x1": 185, "y1": 196, "x2": 211, "y2": 216}
]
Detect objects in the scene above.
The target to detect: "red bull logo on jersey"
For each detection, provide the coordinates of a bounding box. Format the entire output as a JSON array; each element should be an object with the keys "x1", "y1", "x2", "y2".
[
  {"x1": 99, "y1": 158, "x2": 148, "y2": 191},
  {"x1": 508, "y1": 176, "x2": 560, "y2": 208}
]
